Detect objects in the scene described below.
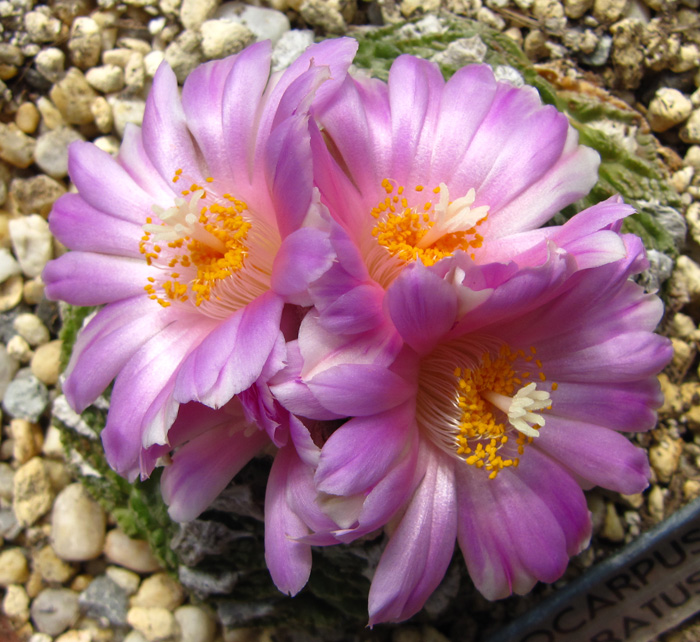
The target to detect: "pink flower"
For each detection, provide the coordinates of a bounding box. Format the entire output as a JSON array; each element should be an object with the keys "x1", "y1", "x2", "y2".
[
  {"x1": 43, "y1": 39, "x2": 357, "y2": 525},
  {"x1": 271, "y1": 200, "x2": 672, "y2": 623},
  {"x1": 304, "y1": 55, "x2": 601, "y2": 335}
]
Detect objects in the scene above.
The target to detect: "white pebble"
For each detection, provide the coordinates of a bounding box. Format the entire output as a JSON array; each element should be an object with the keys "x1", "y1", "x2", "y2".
[
  {"x1": 7, "y1": 334, "x2": 33, "y2": 363},
  {"x1": 0, "y1": 247, "x2": 21, "y2": 283},
  {"x1": 106, "y1": 565, "x2": 141, "y2": 595},
  {"x1": 51, "y1": 483, "x2": 106, "y2": 561},
  {"x1": 85, "y1": 64, "x2": 125, "y2": 93},
  {"x1": 13, "y1": 313, "x2": 50, "y2": 347},
  {"x1": 9, "y1": 214, "x2": 53, "y2": 278},
  {"x1": 215, "y1": 2, "x2": 290, "y2": 44},
  {"x1": 175, "y1": 605, "x2": 216, "y2": 642},
  {"x1": 34, "y1": 126, "x2": 85, "y2": 179}
]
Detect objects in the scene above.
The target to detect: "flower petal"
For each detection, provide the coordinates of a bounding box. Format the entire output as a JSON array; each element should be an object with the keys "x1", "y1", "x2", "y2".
[
  {"x1": 101, "y1": 317, "x2": 213, "y2": 477},
  {"x1": 457, "y1": 448, "x2": 590, "y2": 599},
  {"x1": 307, "y1": 363, "x2": 414, "y2": 417},
  {"x1": 271, "y1": 224, "x2": 334, "y2": 305},
  {"x1": 535, "y1": 416, "x2": 650, "y2": 494},
  {"x1": 387, "y1": 262, "x2": 458, "y2": 355},
  {"x1": 174, "y1": 291, "x2": 284, "y2": 408},
  {"x1": 265, "y1": 445, "x2": 313, "y2": 596},
  {"x1": 63, "y1": 296, "x2": 178, "y2": 412},
  {"x1": 368, "y1": 446, "x2": 457, "y2": 625},
  {"x1": 316, "y1": 402, "x2": 415, "y2": 495},
  {"x1": 162, "y1": 411, "x2": 268, "y2": 522},
  {"x1": 67, "y1": 140, "x2": 159, "y2": 222},
  {"x1": 141, "y1": 62, "x2": 203, "y2": 181},
  {"x1": 43, "y1": 252, "x2": 152, "y2": 305},
  {"x1": 50, "y1": 194, "x2": 144, "y2": 258}
]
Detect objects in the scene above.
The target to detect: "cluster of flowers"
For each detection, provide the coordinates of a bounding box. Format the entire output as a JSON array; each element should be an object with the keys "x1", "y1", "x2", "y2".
[{"x1": 44, "y1": 38, "x2": 672, "y2": 624}]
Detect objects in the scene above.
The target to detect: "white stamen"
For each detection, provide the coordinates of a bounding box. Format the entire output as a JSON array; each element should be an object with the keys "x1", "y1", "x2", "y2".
[
  {"x1": 416, "y1": 184, "x2": 489, "y2": 249},
  {"x1": 482, "y1": 382, "x2": 551, "y2": 438},
  {"x1": 147, "y1": 190, "x2": 227, "y2": 253}
]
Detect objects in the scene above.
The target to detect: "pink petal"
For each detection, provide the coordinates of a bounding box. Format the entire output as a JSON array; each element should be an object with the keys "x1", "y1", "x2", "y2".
[
  {"x1": 368, "y1": 446, "x2": 457, "y2": 625},
  {"x1": 43, "y1": 253, "x2": 152, "y2": 305},
  {"x1": 174, "y1": 291, "x2": 284, "y2": 408},
  {"x1": 162, "y1": 413, "x2": 268, "y2": 522},
  {"x1": 265, "y1": 445, "x2": 313, "y2": 596}
]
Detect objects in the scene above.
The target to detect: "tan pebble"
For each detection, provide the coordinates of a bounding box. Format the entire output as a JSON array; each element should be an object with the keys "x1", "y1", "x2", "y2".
[
  {"x1": 681, "y1": 109, "x2": 700, "y2": 145},
  {"x1": 601, "y1": 502, "x2": 625, "y2": 542},
  {"x1": 106, "y1": 566, "x2": 140, "y2": 595},
  {"x1": 10, "y1": 174, "x2": 67, "y2": 219},
  {"x1": 55, "y1": 630, "x2": 92, "y2": 642},
  {"x1": 91, "y1": 97, "x2": 113, "y2": 135},
  {"x1": 104, "y1": 529, "x2": 161, "y2": 573},
  {"x1": 31, "y1": 340, "x2": 62, "y2": 386},
  {"x1": 0, "y1": 274, "x2": 25, "y2": 312},
  {"x1": 2, "y1": 584, "x2": 30, "y2": 625},
  {"x1": 68, "y1": 17, "x2": 102, "y2": 70},
  {"x1": 42, "y1": 424, "x2": 64, "y2": 459},
  {"x1": 45, "y1": 458, "x2": 72, "y2": 492},
  {"x1": 127, "y1": 606, "x2": 177, "y2": 642},
  {"x1": 685, "y1": 405, "x2": 700, "y2": 433},
  {"x1": 0, "y1": 123, "x2": 36, "y2": 169},
  {"x1": 13, "y1": 457, "x2": 54, "y2": 526},
  {"x1": 15, "y1": 103, "x2": 40, "y2": 134},
  {"x1": 658, "y1": 373, "x2": 683, "y2": 418},
  {"x1": 123, "y1": 630, "x2": 149, "y2": 642},
  {"x1": 131, "y1": 572, "x2": 184, "y2": 610},
  {"x1": 70, "y1": 574, "x2": 93, "y2": 592},
  {"x1": 593, "y1": 0, "x2": 627, "y2": 22},
  {"x1": 649, "y1": 437, "x2": 683, "y2": 482},
  {"x1": 0, "y1": 548, "x2": 29, "y2": 586},
  {"x1": 25, "y1": 567, "x2": 45, "y2": 598},
  {"x1": 619, "y1": 493, "x2": 644, "y2": 509},
  {"x1": 647, "y1": 485, "x2": 665, "y2": 523},
  {"x1": 50, "y1": 68, "x2": 97, "y2": 126},
  {"x1": 24, "y1": 278, "x2": 45, "y2": 305},
  {"x1": 683, "y1": 479, "x2": 700, "y2": 501},
  {"x1": 51, "y1": 483, "x2": 106, "y2": 561},
  {"x1": 36, "y1": 97, "x2": 65, "y2": 130},
  {"x1": 647, "y1": 88, "x2": 693, "y2": 133},
  {"x1": 10, "y1": 418, "x2": 43, "y2": 463},
  {"x1": 670, "y1": 337, "x2": 694, "y2": 375},
  {"x1": 14, "y1": 313, "x2": 50, "y2": 347},
  {"x1": 33, "y1": 545, "x2": 77, "y2": 584}
]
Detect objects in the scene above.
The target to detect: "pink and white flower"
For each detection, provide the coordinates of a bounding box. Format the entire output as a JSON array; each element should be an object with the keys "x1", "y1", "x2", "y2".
[
  {"x1": 304, "y1": 54, "x2": 601, "y2": 335},
  {"x1": 271, "y1": 200, "x2": 672, "y2": 623},
  {"x1": 43, "y1": 39, "x2": 357, "y2": 524}
]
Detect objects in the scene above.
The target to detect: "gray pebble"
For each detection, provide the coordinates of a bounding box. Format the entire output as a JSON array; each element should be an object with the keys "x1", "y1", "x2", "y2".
[
  {"x1": 79, "y1": 575, "x2": 129, "y2": 626},
  {"x1": 31, "y1": 588, "x2": 80, "y2": 636},
  {"x1": 3, "y1": 373, "x2": 49, "y2": 422}
]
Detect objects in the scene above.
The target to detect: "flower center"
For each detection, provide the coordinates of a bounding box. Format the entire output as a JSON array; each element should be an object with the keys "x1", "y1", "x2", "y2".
[
  {"x1": 417, "y1": 339, "x2": 557, "y2": 479},
  {"x1": 140, "y1": 172, "x2": 279, "y2": 318},
  {"x1": 365, "y1": 179, "x2": 489, "y2": 287}
]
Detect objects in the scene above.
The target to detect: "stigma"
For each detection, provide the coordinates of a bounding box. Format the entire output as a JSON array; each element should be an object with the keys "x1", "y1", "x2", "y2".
[
  {"x1": 365, "y1": 179, "x2": 489, "y2": 287},
  {"x1": 140, "y1": 171, "x2": 278, "y2": 317},
  {"x1": 417, "y1": 341, "x2": 556, "y2": 479}
]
